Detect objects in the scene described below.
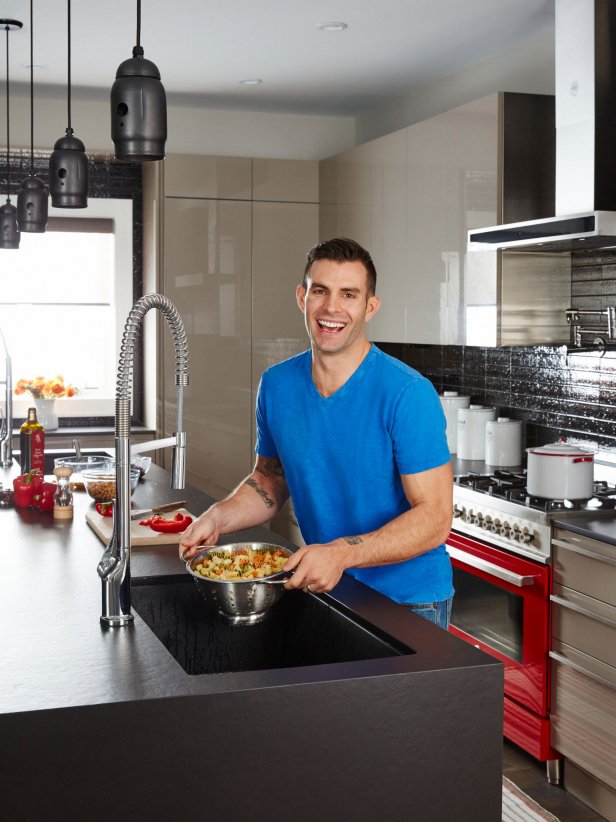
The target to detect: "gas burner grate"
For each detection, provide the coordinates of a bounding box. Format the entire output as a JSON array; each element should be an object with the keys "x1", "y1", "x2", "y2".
[{"x1": 455, "y1": 472, "x2": 616, "y2": 511}]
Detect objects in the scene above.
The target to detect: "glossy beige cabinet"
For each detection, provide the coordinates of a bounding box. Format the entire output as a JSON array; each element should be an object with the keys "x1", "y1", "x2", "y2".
[
  {"x1": 320, "y1": 96, "x2": 499, "y2": 346},
  {"x1": 158, "y1": 155, "x2": 317, "y2": 503},
  {"x1": 320, "y1": 94, "x2": 569, "y2": 347}
]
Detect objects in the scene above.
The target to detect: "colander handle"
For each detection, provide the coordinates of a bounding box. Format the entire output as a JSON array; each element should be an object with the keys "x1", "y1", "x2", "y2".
[{"x1": 261, "y1": 574, "x2": 293, "y2": 585}]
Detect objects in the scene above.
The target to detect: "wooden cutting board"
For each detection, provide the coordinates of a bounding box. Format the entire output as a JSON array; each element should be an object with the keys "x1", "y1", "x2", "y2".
[{"x1": 85, "y1": 508, "x2": 197, "y2": 546}]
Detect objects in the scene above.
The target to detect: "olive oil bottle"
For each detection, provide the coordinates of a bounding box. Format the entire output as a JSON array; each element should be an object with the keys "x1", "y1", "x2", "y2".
[{"x1": 20, "y1": 407, "x2": 45, "y2": 475}]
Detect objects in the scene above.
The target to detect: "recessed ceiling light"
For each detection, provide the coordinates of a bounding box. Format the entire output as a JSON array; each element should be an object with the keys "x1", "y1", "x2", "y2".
[
  {"x1": 317, "y1": 21, "x2": 348, "y2": 31},
  {"x1": 240, "y1": 78, "x2": 263, "y2": 86},
  {"x1": 21, "y1": 62, "x2": 47, "y2": 71}
]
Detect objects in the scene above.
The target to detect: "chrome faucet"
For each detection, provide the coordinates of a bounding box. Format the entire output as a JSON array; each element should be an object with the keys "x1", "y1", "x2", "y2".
[
  {"x1": 98, "y1": 295, "x2": 189, "y2": 627},
  {"x1": 0, "y1": 327, "x2": 13, "y2": 468}
]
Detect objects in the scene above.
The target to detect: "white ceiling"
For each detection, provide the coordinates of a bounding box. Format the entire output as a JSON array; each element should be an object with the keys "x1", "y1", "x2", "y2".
[{"x1": 1, "y1": 0, "x2": 555, "y2": 116}]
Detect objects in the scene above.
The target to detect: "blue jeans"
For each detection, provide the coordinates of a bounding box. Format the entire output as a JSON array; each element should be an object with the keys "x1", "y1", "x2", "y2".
[{"x1": 406, "y1": 596, "x2": 453, "y2": 629}]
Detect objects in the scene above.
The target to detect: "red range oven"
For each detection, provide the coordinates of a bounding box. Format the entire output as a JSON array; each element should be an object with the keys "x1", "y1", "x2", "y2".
[
  {"x1": 449, "y1": 471, "x2": 563, "y2": 776},
  {"x1": 446, "y1": 530, "x2": 553, "y2": 761},
  {"x1": 449, "y1": 467, "x2": 616, "y2": 782}
]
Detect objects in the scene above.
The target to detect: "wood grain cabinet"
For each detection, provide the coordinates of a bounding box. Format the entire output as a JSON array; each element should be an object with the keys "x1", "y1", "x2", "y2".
[
  {"x1": 550, "y1": 528, "x2": 616, "y2": 822},
  {"x1": 153, "y1": 155, "x2": 318, "y2": 502}
]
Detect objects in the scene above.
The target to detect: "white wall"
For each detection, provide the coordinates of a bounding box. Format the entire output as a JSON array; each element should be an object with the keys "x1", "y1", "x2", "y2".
[
  {"x1": 8, "y1": 28, "x2": 553, "y2": 162},
  {"x1": 354, "y1": 30, "x2": 555, "y2": 145},
  {"x1": 8, "y1": 87, "x2": 355, "y2": 161}
]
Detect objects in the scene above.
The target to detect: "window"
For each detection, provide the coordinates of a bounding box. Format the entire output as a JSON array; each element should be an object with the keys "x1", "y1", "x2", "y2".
[{"x1": 0, "y1": 198, "x2": 133, "y2": 419}]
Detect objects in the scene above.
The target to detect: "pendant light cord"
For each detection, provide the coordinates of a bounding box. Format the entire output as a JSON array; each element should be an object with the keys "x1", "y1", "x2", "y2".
[
  {"x1": 67, "y1": 0, "x2": 72, "y2": 132},
  {"x1": 5, "y1": 24, "x2": 10, "y2": 202},
  {"x1": 29, "y1": 0, "x2": 34, "y2": 174},
  {"x1": 133, "y1": 0, "x2": 143, "y2": 56}
]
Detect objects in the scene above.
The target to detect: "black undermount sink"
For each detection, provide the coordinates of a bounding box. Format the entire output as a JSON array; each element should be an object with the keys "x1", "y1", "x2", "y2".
[{"x1": 132, "y1": 577, "x2": 413, "y2": 676}]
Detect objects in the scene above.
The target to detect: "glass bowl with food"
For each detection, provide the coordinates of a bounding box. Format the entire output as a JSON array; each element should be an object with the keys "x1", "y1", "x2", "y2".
[
  {"x1": 82, "y1": 466, "x2": 141, "y2": 502},
  {"x1": 53, "y1": 455, "x2": 113, "y2": 492}
]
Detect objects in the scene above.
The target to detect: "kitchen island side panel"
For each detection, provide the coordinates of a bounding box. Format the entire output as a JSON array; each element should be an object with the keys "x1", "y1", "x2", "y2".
[{"x1": 0, "y1": 663, "x2": 503, "y2": 822}]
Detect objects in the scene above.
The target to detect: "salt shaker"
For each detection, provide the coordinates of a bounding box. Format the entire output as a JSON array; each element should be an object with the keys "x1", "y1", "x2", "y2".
[{"x1": 53, "y1": 465, "x2": 74, "y2": 520}]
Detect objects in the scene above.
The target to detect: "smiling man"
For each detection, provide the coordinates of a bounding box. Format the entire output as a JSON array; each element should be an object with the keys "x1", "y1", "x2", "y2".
[{"x1": 181, "y1": 238, "x2": 455, "y2": 627}]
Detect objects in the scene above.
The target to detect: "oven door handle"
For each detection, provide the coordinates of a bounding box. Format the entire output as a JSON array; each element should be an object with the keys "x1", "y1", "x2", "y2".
[{"x1": 446, "y1": 545, "x2": 539, "y2": 587}]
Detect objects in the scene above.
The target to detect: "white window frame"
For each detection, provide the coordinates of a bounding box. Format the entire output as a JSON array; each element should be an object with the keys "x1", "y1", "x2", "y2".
[{"x1": 10, "y1": 198, "x2": 134, "y2": 420}]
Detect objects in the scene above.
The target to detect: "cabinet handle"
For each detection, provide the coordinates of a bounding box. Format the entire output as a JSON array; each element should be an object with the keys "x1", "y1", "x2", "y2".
[
  {"x1": 549, "y1": 650, "x2": 616, "y2": 693},
  {"x1": 552, "y1": 537, "x2": 616, "y2": 566},
  {"x1": 550, "y1": 594, "x2": 616, "y2": 630},
  {"x1": 446, "y1": 545, "x2": 538, "y2": 587}
]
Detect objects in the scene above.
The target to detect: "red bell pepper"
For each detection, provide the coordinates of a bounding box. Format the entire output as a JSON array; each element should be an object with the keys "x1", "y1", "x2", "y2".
[
  {"x1": 35, "y1": 482, "x2": 57, "y2": 512},
  {"x1": 95, "y1": 502, "x2": 114, "y2": 518},
  {"x1": 13, "y1": 470, "x2": 43, "y2": 509},
  {"x1": 139, "y1": 512, "x2": 192, "y2": 533}
]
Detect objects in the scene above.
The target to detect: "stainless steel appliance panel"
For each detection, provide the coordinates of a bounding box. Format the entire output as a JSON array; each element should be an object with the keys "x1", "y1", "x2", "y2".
[
  {"x1": 550, "y1": 639, "x2": 616, "y2": 794},
  {"x1": 552, "y1": 529, "x2": 616, "y2": 607},
  {"x1": 552, "y1": 583, "x2": 616, "y2": 669}
]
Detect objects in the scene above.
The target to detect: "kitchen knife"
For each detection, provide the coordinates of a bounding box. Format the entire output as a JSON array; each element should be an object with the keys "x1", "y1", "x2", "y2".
[{"x1": 130, "y1": 501, "x2": 187, "y2": 520}]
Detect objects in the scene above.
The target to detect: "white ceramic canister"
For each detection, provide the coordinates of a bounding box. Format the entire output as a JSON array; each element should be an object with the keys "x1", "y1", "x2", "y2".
[
  {"x1": 526, "y1": 443, "x2": 595, "y2": 500},
  {"x1": 457, "y1": 405, "x2": 496, "y2": 461},
  {"x1": 439, "y1": 391, "x2": 471, "y2": 453},
  {"x1": 485, "y1": 417, "x2": 523, "y2": 467}
]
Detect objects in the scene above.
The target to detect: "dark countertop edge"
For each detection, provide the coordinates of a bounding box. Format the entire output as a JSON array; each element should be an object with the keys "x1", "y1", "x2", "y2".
[
  {"x1": 0, "y1": 462, "x2": 500, "y2": 718},
  {"x1": 552, "y1": 514, "x2": 616, "y2": 546}
]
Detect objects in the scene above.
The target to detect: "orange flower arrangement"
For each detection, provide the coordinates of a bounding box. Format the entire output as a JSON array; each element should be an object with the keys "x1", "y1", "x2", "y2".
[{"x1": 14, "y1": 375, "x2": 77, "y2": 400}]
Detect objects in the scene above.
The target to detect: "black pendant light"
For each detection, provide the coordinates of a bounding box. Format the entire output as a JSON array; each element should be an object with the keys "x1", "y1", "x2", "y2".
[
  {"x1": 0, "y1": 20, "x2": 21, "y2": 250},
  {"x1": 49, "y1": 0, "x2": 88, "y2": 208},
  {"x1": 17, "y1": 0, "x2": 48, "y2": 232},
  {"x1": 110, "y1": 0, "x2": 167, "y2": 161}
]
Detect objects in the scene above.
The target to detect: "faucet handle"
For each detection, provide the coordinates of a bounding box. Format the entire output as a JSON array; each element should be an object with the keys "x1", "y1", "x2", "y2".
[
  {"x1": 171, "y1": 431, "x2": 187, "y2": 490},
  {"x1": 72, "y1": 438, "x2": 82, "y2": 460}
]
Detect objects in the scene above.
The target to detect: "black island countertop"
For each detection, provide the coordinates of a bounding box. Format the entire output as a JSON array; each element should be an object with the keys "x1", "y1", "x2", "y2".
[{"x1": 0, "y1": 461, "x2": 503, "y2": 822}]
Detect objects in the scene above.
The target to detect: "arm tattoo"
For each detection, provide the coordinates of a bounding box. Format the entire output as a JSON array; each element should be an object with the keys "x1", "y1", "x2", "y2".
[
  {"x1": 257, "y1": 457, "x2": 285, "y2": 479},
  {"x1": 344, "y1": 536, "x2": 363, "y2": 545},
  {"x1": 245, "y1": 478, "x2": 276, "y2": 509}
]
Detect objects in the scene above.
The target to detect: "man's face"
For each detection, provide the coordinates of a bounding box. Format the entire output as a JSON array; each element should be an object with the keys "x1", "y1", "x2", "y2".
[{"x1": 296, "y1": 259, "x2": 381, "y2": 356}]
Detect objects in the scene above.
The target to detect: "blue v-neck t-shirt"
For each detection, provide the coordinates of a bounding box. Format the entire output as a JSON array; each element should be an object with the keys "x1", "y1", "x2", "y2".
[{"x1": 255, "y1": 344, "x2": 453, "y2": 604}]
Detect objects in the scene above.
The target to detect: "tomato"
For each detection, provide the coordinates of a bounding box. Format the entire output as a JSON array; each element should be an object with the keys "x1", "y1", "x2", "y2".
[{"x1": 95, "y1": 502, "x2": 114, "y2": 518}]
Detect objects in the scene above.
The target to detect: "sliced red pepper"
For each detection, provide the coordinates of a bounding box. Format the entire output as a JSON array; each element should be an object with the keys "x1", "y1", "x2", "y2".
[
  {"x1": 95, "y1": 502, "x2": 114, "y2": 518},
  {"x1": 144, "y1": 512, "x2": 193, "y2": 533}
]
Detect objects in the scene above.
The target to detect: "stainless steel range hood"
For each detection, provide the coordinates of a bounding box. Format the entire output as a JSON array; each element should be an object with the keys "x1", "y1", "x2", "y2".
[{"x1": 469, "y1": 0, "x2": 616, "y2": 252}]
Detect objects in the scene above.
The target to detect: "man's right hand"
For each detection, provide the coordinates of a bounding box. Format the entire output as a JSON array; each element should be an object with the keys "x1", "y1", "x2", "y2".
[{"x1": 179, "y1": 508, "x2": 220, "y2": 560}]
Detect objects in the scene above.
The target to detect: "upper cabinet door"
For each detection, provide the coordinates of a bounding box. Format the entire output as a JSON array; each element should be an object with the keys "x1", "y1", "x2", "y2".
[
  {"x1": 319, "y1": 95, "x2": 501, "y2": 346},
  {"x1": 163, "y1": 155, "x2": 252, "y2": 200}
]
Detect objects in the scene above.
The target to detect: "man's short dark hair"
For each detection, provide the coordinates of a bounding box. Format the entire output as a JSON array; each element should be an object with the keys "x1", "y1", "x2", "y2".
[{"x1": 303, "y1": 237, "x2": 377, "y2": 295}]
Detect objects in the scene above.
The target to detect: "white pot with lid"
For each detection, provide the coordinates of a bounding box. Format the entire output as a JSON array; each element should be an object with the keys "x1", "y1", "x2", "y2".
[
  {"x1": 526, "y1": 443, "x2": 595, "y2": 500},
  {"x1": 439, "y1": 391, "x2": 470, "y2": 453},
  {"x1": 457, "y1": 405, "x2": 496, "y2": 461},
  {"x1": 485, "y1": 418, "x2": 523, "y2": 467}
]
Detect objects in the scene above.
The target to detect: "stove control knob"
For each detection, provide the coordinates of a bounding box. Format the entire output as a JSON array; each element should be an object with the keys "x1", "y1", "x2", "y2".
[
  {"x1": 453, "y1": 504, "x2": 464, "y2": 519},
  {"x1": 500, "y1": 521, "x2": 511, "y2": 538},
  {"x1": 519, "y1": 528, "x2": 534, "y2": 544},
  {"x1": 465, "y1": 508, "x2": 474, "y2": 524},
  {"x1": 491, "y1": 518, "x2": 501, "y2": 533},
  {"x1": 473, "y1": 512, "x2": 484, "y2": 527},
  {"x1": 482, "y1": 515, "x2": 492, "y2": 530}
]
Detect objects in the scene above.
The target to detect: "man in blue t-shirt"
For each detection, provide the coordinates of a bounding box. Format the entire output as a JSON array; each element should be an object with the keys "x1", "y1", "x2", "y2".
[{"x1": 181, "y1": 238, "x2": 454, "y2": 627}]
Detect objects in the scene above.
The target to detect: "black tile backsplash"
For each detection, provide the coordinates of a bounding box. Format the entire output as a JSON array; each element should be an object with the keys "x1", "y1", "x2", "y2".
[{"x1": 376, "y1": 248, "x2": 616, "y2": 453}]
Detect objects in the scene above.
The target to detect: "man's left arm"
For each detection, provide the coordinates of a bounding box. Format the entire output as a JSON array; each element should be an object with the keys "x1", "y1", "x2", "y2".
[{"x1": 283, "y1": 461, "x2": 453, "y2": 593}]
